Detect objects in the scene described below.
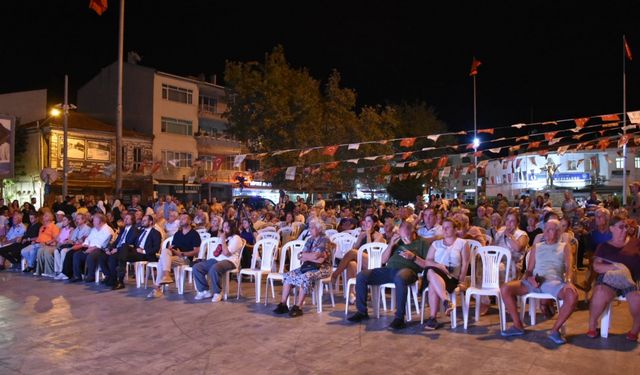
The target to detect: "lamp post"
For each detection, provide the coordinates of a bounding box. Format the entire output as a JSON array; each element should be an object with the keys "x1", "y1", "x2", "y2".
[
  {"x1": 473, "y1": 137, "x2": 479, "y2": 205},
  {"x1": 54, "y1": 75, "x2": 77, "y2": 197}
]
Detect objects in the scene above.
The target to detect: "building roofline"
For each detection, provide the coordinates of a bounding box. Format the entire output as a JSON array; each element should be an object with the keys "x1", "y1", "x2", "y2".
[{"x1": 155, "y1": 70, "x2": 226, "y2": 90}]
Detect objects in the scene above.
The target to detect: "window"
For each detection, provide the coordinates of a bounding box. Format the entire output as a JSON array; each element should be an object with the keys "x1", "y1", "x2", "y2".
[
  {"x1": 567, "y1": 160, "x2": 577, "y2": 171},
  {"x1": 121, "y1": 147, "x2": 127, "y2": 171},
  {"x1": 161, "y1": 117, "x2": 193, "y2": 136},
  {"x1": 162, "y1": 151, "x2": 192, "y2": 168},
  {"x1": 199, "y1": 95, "x2": 218, "y2": 113},
  {"x1": 132, "y1": 147, "x2": 143, "y2": 171},
  {"x1": 635, "y1": 157, "x2": 640, "y2": 169},
  {"x1": 161, "y1": 84, "x2": 193, "y2": 104},
  {"x1": 225, "y1": 156, "x2": 240, "y2": 170},
  {"x1": 616, "y1": 157, "x2": 624, "y2": 169}
]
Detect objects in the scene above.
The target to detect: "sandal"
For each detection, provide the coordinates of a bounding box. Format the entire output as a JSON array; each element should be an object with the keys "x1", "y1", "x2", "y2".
[
  {"x1": 586, "y1": 330, "x2": 598, "y2": 338},
  {"x1": 626, "y1": 331, "x2": 639, "y2": 342}
]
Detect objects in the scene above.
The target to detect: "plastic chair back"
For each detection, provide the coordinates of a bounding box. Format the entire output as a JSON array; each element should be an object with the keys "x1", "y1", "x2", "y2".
[
  {"x1": 162, "y1": 236, "x2": 173, "y2": 251},
  {"x1": 253, "y1": 238, "x2": 279, "y2": 272},
  {"x1": 204, "y1": 237, "x2": 223, "y2": 260},
  {"x1": 278, "y1": 227, "x2": 293, "y2": 245},
  {"x1": 331, "y1": 233, "x2": 357, "y2": 260},
  {"x1": 345, "y1": 229, "x2": 360, "y2": 238},
  {"x1": 356, "y1": 242, "x2": 387, "y2": 271},
  {"x1": 289, "y1": 241, "x2": 306, "y2": 271},
  {"x1": 258, "y1": 226, "x2": 277, "y2": 233},
  {"x1": 476, "y1": 246, "x2": 511, "y2": 289},
  {"x1": 325, "y1": 229, "x2": 338, "y2": 238},
  {"x1": 257, "y1": 231, "x2": 280, "y2": 243},
  {"x1": 199, "y1": 232, "x2": 211, "y2": 241},
  {"x1": 297, "y1": 229, "x2": 309, "y2": 241}
]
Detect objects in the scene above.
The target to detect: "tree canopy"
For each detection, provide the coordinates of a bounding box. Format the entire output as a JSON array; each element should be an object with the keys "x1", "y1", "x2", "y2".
[{"x1": 223, "y1": 45, "x2": 447, "y2": 196}]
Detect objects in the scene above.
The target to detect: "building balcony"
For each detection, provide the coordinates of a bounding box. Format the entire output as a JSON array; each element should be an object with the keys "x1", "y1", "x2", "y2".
[{"x1": 198, "y1": 106, "x2": 226, "y2": 121}]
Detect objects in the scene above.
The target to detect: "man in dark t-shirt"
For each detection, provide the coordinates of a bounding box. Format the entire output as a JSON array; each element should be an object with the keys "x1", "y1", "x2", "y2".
[
  {"x1": 347, "y1": 221, "x2": 427, "y2": 330},
  {"x1": 148, "y1": 214, "x2": 201, "y2": 298}
]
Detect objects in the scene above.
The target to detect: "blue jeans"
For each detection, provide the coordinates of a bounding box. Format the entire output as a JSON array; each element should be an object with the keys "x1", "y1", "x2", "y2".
[
  {"x1": 21, "y1": 243, "x2": 41, "y2": 267},
  {"x1": 193, "y1": 259, "x2": 235, "y2": 294},
  {"x1": 355, "y1": 267, "x2": 418, "y2": 319}
]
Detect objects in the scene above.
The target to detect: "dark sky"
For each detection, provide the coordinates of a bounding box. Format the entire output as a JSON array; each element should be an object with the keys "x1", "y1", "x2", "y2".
[{"x1": 2, "y1": 1, "x2": 639, "y2": 132}]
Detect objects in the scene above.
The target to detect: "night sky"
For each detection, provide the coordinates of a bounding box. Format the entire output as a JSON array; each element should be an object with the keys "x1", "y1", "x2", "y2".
[{"x1": 2, "y1": 1, "x2": 639, "y2": 133}]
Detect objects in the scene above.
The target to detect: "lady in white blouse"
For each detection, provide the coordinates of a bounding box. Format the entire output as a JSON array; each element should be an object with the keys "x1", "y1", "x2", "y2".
[
  {"x1": 494, "y1": 209, "x2": 529, "y2": 279},
  {"x1": 419, "y1": 218, "x2": 470, "y2": 330},
  {"x1": 192, "y1": 219, "x2": 243, "y2": 302}
]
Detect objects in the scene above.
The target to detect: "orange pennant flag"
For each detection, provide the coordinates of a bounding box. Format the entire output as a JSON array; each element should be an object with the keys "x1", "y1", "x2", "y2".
[
  {"x1": 574, "y1": 117, "x2": 588, "y2": 129},
  {"x1": 399, "y1": 137, "x2": 417, "y2": 147},
  {"x1": 601, "y1": 114, "x2": 620, "y2": 122},
  {"x1": 544, "y1": 132, "x2": 558, "y2": 141},
  {"x1": 528, "y1": 141, "x2": 541, "y2": 150},
  {"x1": 323, "y1": 145, "x2": 338, "y2": 156},
  {"x1": 516, "y1": 136, "x2": 529, "y2": 142},
  {"x1": 618, "y1": 134, "x2": 632, "y2": 148},
  {"x1": 470, "y1": 57, "x2": 482, "y2": 76},
  {"x1": 598, "y1": 139, "x2": 610, "y2": 150},
  {"x1": 478, "y1": 128, "x2": 495, "y2": 135},
  {"x1": 89, "y1": 0, "x2": 108, "y2": 15},
  {"x1": 401, "y1": 152, "x2": 412, "y2": 160}
]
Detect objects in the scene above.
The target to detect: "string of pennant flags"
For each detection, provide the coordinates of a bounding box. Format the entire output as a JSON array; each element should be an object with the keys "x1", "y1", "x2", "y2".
[
  {"x1": 257, "y1": 117, "x2": 640, "y2": 181},
  {"x1": 229, "y1": 110, "x2": 640, "y2": 168}
]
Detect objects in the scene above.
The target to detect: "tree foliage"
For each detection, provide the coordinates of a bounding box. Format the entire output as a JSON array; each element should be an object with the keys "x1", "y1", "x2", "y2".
[{"x1": 223, "y1": 46, "x2": 447, "y2": 195}]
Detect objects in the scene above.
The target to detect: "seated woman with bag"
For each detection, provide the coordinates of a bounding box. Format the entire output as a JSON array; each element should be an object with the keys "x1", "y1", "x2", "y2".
[
  {"x1": 586, "y1": 214, "x2": 640, "y2": 341},
  {"x1": 273, "y1": 219, "x2": 331, "y2": 318}
]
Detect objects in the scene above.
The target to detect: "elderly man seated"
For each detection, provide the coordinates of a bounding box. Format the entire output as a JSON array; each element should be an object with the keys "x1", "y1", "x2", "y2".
[{"x1": 500, "y1": 219, "x2": 578, "y2": 344}]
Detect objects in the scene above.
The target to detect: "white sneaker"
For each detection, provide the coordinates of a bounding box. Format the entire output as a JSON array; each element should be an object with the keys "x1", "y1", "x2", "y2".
[
  {"x1": 43, "y1": 273, "x2": 54, "y2": 278},
  {"x1": 57, "y1": 274, "x2": 69, "y2": 281},
  {"x1": 194, "y1": 290, "x2": 213, "y2": 300},
  {"x1": 211, "y1": 293, "x2": 222, "y2": 302},
  {"x1": 349, "y1": 292, "x2": 357, "y2": 305}
]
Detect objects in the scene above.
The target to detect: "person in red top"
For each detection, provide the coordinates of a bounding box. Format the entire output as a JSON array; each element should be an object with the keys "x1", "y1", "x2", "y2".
[{"x1": 20, "y1": 212, "x2": 59, "y2": 273}]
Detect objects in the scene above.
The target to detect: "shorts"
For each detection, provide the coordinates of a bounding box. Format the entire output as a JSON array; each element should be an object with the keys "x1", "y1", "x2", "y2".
[
  {"x1": 595, "y1": 274, "x2": 639, "y2": 297},
  {"x1": 521, "y1": 278, "x2": 565, "y2": 298}
]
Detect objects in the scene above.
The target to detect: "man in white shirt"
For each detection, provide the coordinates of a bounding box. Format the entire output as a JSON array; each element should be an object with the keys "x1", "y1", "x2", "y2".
[
  {"x1": 416, "y1": 208, "x2": 443, "y2": 239},
  {"x1": 69, "y1": 213, "x2": 114, "y2": 282},
  {"x1": 164, "y1": 210, "x2": 180, "y2": 237},
  {"x1": 314, "y1": 193, "x2": 326, "y2": 210}
]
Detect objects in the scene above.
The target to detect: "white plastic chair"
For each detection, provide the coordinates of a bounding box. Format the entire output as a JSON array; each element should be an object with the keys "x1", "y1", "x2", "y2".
[
  {"x1": 463, "y1": 246, "x2": 511, "y2": 330},
  {"x1": 599, "y1": 295, "x2": 628, "y2": 338},
  {"x1": 345, "y1": 229, "x2": 360, "y2": 238},
  {"x1": 265, "y1": 240, "x2": 305, "y2": 305},
  {"x1": 314, "y1": 244, "x2": 336, "y2": 313},
  {"x1": 297, "y1": 229, "x2": 310, "y2": 241},
  {"x1": 175, "y1": 237, "x2": 221, "y2": 295},
  {"x1": 258, "y1": 226, "x2": 277, "y2": 233},
  {"x1": 199, "y1": 232, "x2": 211, "y2": 241},
  {"x1": 420, "y1": 285, "x2": 465, "y2": 329},
  {"x1": 518, "y1": 251, "x2": 565, "y2": 330},
  {"x1": 256, "y1": 231, "x2": 280, "y2": 243},
  {"x1": 220, "y1": 238, "x2": 247, "y2": 301},
  {"x1": 277, "y1": 227, "x2": 294, "y2": 246},
  {"x1": 325, "y1": 229, "x2": 338, "y2": 239},
  {"x1": 144, "y1": 236, "x2": 173, "y2": 289},
  {"x1": 343, "y1": 242, "x2": 387, "y2": 315},
  {"x1": 237, "y1": 238, "x2": 279, "y2": 303}
]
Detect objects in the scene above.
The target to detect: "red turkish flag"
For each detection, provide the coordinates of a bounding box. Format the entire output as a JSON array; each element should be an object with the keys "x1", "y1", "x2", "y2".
[
  {"x1": 528, "y1": 142, "x2": 541, "y2": 150},
  {"x1": 601, "y1": 114, "x2": 620, "y2": 122},
  {"x1": 89, "y1": 0, "x2": 108, "y2": 15},
  {"x1": 625, "y1": 35, "x2": 633, "y2": 61},
  {"x1": 325, "y1": 161, "x2": 339, "y2": 170},
  {"x1": 401, "y1": 152, "x2": 412, "y2": 160},
  {"x1": 399, "y1": 137, "x2": 416, "y2": 147},
  {"x1": 469, "y1": 57, "x2": 482, "y2": 76},
  {"x1": 323, "y1": 145, "x2": 338, "y2": 156},
  {"x1": 437, "y1": 155, "x2": 448, "y2": 168},
  {"x1": 544, "y1": 132, "x2": 558, "y2": 141}
]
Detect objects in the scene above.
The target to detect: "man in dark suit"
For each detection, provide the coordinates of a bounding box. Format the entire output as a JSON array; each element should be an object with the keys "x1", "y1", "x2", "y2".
[
  {"x1": 113, "y1": 214, "x2": 161, "y2": 290},
  {"x1": 98, "y1": 213, "x2": 138, "y2": 287}
]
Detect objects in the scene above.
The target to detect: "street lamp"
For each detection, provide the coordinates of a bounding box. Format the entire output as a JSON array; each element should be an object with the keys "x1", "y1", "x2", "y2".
[
  {"x1": 49, "y1": 108, "x2": 61, "y2": 118},
  {"x1": 54, "y1": 75, "x2": 77, "y2": 197}
]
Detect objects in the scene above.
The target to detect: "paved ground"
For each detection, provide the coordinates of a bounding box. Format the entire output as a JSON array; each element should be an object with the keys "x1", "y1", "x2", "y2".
[{"x1": 0, "y1": 271, "x2": 637, "y2": 375}]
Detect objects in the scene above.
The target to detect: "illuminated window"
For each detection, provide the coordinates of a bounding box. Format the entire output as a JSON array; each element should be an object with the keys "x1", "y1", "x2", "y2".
[
  {"x1": 616, "y1": 157, "x2": 624, "y2": 169},
  {"x1": 635, "y1": 157, "x2": 640, "y2": 168}
]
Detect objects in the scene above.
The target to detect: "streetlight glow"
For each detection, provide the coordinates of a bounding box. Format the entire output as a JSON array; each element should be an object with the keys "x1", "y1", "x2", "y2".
[
  {"x1": 473, "y1": 137, "x2": 480, "y2": 149},
  {"x1": 50, "y1": 108, "x2": 61, "y2": 117}
]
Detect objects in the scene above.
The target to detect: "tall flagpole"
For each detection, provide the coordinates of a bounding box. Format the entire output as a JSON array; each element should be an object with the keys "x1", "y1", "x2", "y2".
[
  {"x1": 473, "y1": 73, "x2": 478, "y2": 206},
  {"x1": 623, "y1": 35, "x2": 628, "y2": 206},
  {"x1": 115, "y1": 0, "x2": 125, "y2": 196},
  {"x1": 63, "y1": 75, "x2": 69, "y2": 197}
]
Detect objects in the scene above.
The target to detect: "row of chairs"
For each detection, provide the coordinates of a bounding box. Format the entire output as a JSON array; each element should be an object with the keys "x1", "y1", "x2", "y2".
[{"x1": 86, "y1": 232, "x2": 627, "y2": 337}]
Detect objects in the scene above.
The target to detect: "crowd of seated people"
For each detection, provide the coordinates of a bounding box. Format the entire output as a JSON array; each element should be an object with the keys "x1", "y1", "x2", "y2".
[{"x1": 0, "y1": 190, "x2": 638, "y2": 345}]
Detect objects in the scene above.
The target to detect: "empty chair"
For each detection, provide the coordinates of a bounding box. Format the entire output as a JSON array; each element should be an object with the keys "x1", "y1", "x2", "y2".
[
  {"x1": 463, "y1": 246, "x2": 511, "y2": 330},
  {"x1": 237, "y1": 238, "x2": 279, "y2": 303}
]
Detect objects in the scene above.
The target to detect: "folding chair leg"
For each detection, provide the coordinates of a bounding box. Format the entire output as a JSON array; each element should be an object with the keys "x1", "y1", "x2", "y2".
[{"x1": 600, "y1": 301, "x2": 613, "y2": 338}]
